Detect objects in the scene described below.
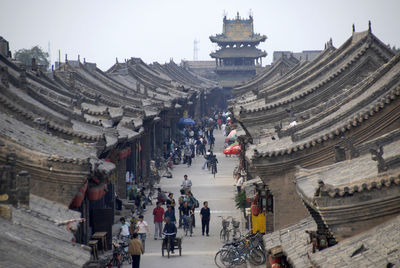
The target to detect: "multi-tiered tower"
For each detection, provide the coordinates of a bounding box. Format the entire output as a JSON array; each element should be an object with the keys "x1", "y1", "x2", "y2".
[{"x1": 210, "y1": 12, "x2": 267, "y2": 87}]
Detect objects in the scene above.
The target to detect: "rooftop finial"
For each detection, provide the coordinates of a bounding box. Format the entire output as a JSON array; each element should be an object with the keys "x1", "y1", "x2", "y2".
[
  {"x1": 352, "y1": 24, "x2": 355, "y2": 33},
  {"x1": 368, "y1": 20, "x2": 372, "y2": 33},
  {"x1": 65, "y1": 54, "x2": 68, "y2": 63},
  {"x1": 116, "y1": 57, "x2": 118, "y2": 64},
  {"x1": 78, "y1": 54, "x2": 80, "y2": 62},
  {"x1": 236, "y1": 11, "x2": 240, "y2": 20}
]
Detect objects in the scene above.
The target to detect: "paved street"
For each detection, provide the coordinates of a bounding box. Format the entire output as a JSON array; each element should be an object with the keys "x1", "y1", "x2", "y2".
[{"x1": 123, "y1": 129, "x2": 242, "y2": 267}]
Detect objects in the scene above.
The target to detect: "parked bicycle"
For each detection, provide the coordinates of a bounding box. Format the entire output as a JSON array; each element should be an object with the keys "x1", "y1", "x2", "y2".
[
  {"x1": 219, "y1": 216, "x2": 241, "y2": 243},
  {"x1": 110, "y1": 236, "x2": 132, "y2": 268},
  {"x1": 214, "y1": 232, "x2": 265, "y2": 267}
]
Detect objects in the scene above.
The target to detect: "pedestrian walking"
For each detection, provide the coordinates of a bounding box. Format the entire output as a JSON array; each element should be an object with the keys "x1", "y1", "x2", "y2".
[
  {"x1": 181, "y1": 201, "x2": 193, "y2": 236},
  {"x1": 178, "y1": 188, "x2": 187, "y2": 228},
  {"x1": 181, "y1": 174, "x2": 192, "y2": 193},
  {"x1": 135, "y1": 215, "x2": 150, "y2": 252},
  {"x1": 164, "y1": 205, "x2": 176, "y2": 224},
  {"x1": 200, "y1": 201, "x2": 211, "y2": 236},
  {"x1": 128, "y1": 232, "x2": 144, "y2": 268},
  {"x1": 187, "y1": 191, "x2": 199, "y2": 227},
  {"x1": 166, "y1": 193, "x2": 176, "y2": 212},
  {"x1": 153, "y1": 201, "x2": 165, "y2": 240},
  {"x1": 184, "y1": 146, "x2": 192, "y2": 166}
]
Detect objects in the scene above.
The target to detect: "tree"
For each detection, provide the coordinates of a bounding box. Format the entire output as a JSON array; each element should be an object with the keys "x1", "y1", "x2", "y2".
[
  {"x1": 14, "y1": 46, "x2": 50, "y2": 69},
  {"x1": 235, "y1": 190, "x2": 249, "y2": 229}
]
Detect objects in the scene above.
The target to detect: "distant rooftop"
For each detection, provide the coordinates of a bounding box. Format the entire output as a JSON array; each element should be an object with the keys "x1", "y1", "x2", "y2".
[{"x1": 210, "y1": 12, "x2": 267, "y2": 45}]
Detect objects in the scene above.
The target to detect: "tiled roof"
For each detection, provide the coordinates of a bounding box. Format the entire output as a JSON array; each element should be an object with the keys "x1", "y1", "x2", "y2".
[
  {"x1": 311, "y1": 215, "x2": 400, "y2": 267},
  {"x1": 263, "y1": 217, "x2": 316, "y2": 268},
  {"x1": 0, "y1": 195, "x2": 91, "y2": 267}
]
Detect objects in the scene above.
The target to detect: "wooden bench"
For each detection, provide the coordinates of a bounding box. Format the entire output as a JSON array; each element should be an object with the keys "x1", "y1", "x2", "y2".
[
  {"x1": 92, "y1": 232, "x2": 108, "y2": 254},
  {"x1": 88, "y1": 240, "x2": 99, "y2": 260}
]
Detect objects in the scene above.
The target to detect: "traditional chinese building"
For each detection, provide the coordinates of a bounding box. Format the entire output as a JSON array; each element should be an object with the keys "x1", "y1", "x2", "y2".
[
  {"x1": 0, "y1": 35, "x2": 217, "y2": 266},
  {"x1": 210, "y1": 12, "x2": 267, "y2": 88},
  {"x1": 230, "y1": 23, "x2": 400, "y2": 234}
]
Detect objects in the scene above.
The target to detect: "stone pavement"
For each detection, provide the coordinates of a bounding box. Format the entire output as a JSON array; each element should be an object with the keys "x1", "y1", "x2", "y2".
[{"x1": 121, "y1": 129, "x2": 244, "y2": 268}]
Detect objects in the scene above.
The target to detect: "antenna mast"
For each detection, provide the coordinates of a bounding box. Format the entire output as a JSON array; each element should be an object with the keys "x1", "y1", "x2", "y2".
[{"x1": 193, "y1": 39, "x2": 199, "y2": 61}]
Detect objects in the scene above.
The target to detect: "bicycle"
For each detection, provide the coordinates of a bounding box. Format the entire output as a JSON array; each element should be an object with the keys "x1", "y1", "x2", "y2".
[
  {"x1": 211, "y1": 160, "x2": 217, "y2": 178},
  {"x1": 214, "y1": 233, "x2": 265, "y2": 267},
  {"x1": 230, "y1": 218, "x2": 241, "y2": 241},
  {"x1": 162, "y1": 232, "x2": 182, "y2": 258},
  {"x1": 111, "y1": 236, "x2": 132, "y2": 268},
  {"x1": 219, "y1": 216, "x2": 231, "y2": 243}
]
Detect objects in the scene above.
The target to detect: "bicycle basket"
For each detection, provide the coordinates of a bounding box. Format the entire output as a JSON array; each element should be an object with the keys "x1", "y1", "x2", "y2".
[
  {"x1": 232, "y1": 220, "x2": 240, "y2": 229},
  {"x1": 222, "y1": 219, "x2": 230, "y2": 228}
]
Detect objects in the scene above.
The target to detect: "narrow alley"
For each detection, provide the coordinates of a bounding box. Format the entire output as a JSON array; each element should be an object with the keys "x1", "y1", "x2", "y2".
[{"x1": 121, "y1": 129, "x2": 242, "y2": 267}]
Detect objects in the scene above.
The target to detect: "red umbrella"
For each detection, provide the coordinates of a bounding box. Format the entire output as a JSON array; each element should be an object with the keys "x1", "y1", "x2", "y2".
[{"x1": 223, "y1": 144, "x2": 241, "y2": 155}]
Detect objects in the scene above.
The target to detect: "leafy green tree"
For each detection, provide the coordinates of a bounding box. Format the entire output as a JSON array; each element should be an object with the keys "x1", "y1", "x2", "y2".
[
  {"x1": 14, "y1": 46, "x2": 50, "y2": 69},
  {"x1": 235, "y1": 190, "x2": 249, "y2": 229}
]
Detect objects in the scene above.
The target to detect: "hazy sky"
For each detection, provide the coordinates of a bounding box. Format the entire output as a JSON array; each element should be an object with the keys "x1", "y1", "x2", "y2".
[{"x1": 1, "y1": 0, "x2": 399, "y2": 70}]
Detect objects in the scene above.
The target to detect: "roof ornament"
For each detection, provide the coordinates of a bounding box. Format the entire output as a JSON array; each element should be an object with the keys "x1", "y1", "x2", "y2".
[
  {"x1": 334, "y1": 145, "x2": 346, "y2": 162},
  {"x1": 314, "y1": 179, "x2": 325, "y2": 197},
  {"x1": 78, "y1": 54, "x2": 80, "y2": 62},
  {"x1": 370, "y1": 145, "x2": 387, "y2": 173},
  {"x1": 116, "y1": 57, "x2": 118, "y2": 64},
  {"x1": 65, "y1": 54, "x2": 68, "y2": 63},
  {"x1": 352, "y1": 24, "x2": 355, "y2": 33},
  {"x1": 341, "y1": 136, "x2": 359, "y2": 159},
  {"x1": 368, "y1": 20, "x2": 372, "y2": 33},
  {"x1": 236, "y1": 11, "x2": 240, "y2": 20}
]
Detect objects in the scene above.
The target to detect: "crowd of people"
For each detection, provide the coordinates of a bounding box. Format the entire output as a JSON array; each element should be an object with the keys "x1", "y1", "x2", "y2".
[
  {"x1": 119, "y1": 109, "x2": 237, "y2": 268},
  {"x1": 118, "y1": 173, "x2": 211, "y2": 267}
]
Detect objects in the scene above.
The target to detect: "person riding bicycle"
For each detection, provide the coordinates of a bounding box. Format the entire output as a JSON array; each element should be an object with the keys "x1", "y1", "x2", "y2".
[
  {"x1": 202, "y1": 150, "x2": 213, "y2": 170},
  {"x1": 210, "y1": 154, "x2": 218, "y2": 173},
  {"x1": 163, "y1": 217, "x2": 177, "y2": 253},
  {"x1": 118, "y1": 217, "x2": 131, "y2": 240}
]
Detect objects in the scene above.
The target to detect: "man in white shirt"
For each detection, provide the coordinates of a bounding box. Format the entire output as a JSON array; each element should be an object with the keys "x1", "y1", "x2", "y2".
[
  {"x1": 236, "y1": 173, "x2": 244, "y2": 192},
  {"x1": 181, "y1": 174, "x2": 192, "y2": 193},
  {"x1": 136, "y1": 215, "x2": 150, "y2": 252}
]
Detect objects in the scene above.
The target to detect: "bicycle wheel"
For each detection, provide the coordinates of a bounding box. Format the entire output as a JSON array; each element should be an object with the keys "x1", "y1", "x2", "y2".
[
  {"x1": 220, "y1": 248, "x2": 238, "y2": 268},
  {"x1": 248, "y1": 248, "x2": 266, "y2": 265},
  {"x1": 126, "y1": 254, "x2": 132, "y2": 264},
  {"x1": 215, "y1": 249, "x2": 234, "y2": 268}
]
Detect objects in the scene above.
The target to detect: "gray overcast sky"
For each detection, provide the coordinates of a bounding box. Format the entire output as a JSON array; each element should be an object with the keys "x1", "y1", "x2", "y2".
[{"x1": 1, "y1": 0, "x2": 399, "y2": 70}]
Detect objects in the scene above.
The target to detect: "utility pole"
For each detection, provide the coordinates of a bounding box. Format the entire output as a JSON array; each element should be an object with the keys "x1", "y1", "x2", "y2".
[{"x1": 193, "y1": 39, "x2": 199, "y2": 61}]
